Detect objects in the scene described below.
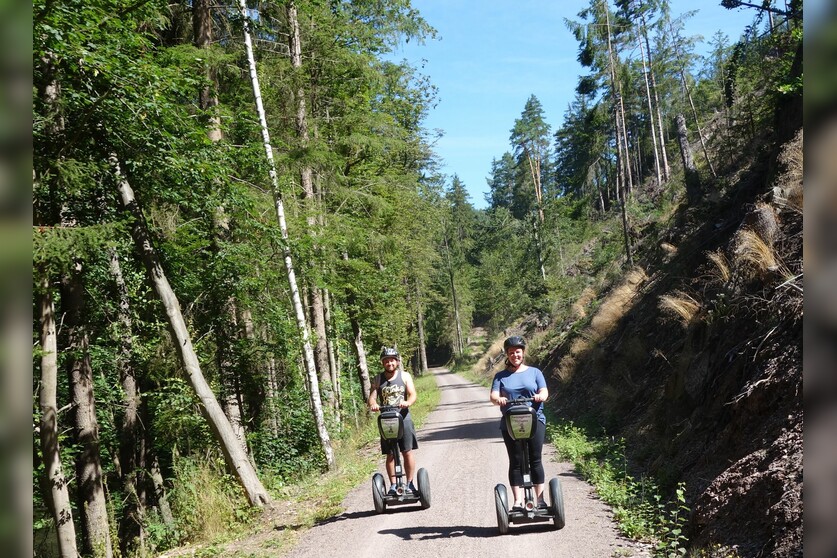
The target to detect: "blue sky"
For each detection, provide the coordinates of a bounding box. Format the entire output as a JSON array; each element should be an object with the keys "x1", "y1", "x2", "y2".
[{"x1": 388, "y1": 0, "x2": 762, "y2": 208}]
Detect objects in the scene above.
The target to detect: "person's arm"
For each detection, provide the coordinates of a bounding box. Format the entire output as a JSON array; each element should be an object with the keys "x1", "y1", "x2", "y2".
[
  {"x1": 401, "y1": 372, "x2": 417, "y2": 408},
  {"x1": 490, "y1": 374, "x2": 507, "y2": 406},
  {"x1": 532, "y1": 369, "x2": 548, "y2": 403},
  {"x1": 490, "y1": 389, "x2": 508, "y2": 406},
  {"x1": 367, "y1": 379, "x2": 380, "y2": 412}
]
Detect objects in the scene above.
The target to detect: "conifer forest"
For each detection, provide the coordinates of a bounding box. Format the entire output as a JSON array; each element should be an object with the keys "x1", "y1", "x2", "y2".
[{"x1": 33, "y1": 0, "x2": 803, "y2": 556}]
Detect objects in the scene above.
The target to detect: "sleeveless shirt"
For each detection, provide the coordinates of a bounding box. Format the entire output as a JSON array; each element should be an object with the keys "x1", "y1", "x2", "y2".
[{"x1": 376, "y1": 369, "x2": 410, "y2": 418}]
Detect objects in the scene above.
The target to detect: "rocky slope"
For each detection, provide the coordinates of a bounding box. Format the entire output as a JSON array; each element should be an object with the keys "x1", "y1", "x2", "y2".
[{"x1": 533, "y1": 126, "x2": 803, "y2": 557}]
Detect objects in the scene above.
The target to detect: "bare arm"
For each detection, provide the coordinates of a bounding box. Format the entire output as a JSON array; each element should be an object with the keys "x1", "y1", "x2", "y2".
[
  {"x1": 367, "y1": 379, "x2": 380, "y2": 411},
  {"x1": 490, "y1": 390, "x2": 508, "y2": 406},
  {"x1": 402, "y1": 372, "x2": 417, "y2": 408}
]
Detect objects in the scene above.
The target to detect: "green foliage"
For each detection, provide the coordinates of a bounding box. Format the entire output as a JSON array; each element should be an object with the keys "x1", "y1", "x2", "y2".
[
  {"x1": 250, "y1": 386, "x2": 325, "y2": 484},
  {"x1": 550, "y1": 421, "x2": 692, "y2": 553},
  {"x1": 655, "y1": 483, "x2": 690, "y2": 557},
  {"x1": 166, "y1": 456, "x2": 254, "y2": 546}
]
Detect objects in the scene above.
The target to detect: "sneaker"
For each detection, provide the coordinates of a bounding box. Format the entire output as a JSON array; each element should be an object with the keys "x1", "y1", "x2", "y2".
[
  {"x1": 537, "y1": 499, "x2": 548, "y2": 509},
  {"x1": 511, "y1": 502, "x2": 524, "y2": 511},
  {"x1": 387, "y1": 485, "x2": 398, "y2": 496},
  {"x1": 407, "y1": 481, "x2": 417, "y2": 494}
]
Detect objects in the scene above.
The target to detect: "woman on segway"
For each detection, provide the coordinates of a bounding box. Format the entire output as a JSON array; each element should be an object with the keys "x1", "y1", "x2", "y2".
[
  {"x1": 368, "y1": 347, "x2": 419, "y2": 495},
  {"x1": 489, "y1": 336, "x2": 549, "y2": 511}
]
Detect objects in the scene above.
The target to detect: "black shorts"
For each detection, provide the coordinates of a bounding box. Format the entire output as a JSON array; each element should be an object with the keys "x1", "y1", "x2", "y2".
[{"x1": 380, "y1": 414, "x2": 418, "y2": 454}]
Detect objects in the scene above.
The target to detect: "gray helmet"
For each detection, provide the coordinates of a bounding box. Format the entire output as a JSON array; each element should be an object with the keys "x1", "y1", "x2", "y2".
[
  {"x1": 380, "y1": 346, "x2": 399, "y2": 360},
  {"x1": 503, "y1": 336, "x2": 526, "y2": 351}
]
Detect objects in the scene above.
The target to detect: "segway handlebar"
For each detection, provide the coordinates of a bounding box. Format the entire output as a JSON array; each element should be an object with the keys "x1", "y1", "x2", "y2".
[{"x1": 376, "y1": 404, "x2": 403, "y2": 412}]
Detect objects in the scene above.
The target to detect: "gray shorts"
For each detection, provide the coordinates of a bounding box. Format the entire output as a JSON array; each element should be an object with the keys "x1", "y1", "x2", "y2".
[{"x1": 380, "y1": 414, "x2": 418, "y2": 454}]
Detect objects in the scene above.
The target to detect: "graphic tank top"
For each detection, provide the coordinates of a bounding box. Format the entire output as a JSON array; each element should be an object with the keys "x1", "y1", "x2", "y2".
[{"x1": 376, "y1": 369, "x2": 409, "y2": 418}]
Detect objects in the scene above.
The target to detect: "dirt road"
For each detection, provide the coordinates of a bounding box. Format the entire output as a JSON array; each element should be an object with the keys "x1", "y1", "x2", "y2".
[{"x1": 285, "y1": 367, "x2": 647, "y2": 557}]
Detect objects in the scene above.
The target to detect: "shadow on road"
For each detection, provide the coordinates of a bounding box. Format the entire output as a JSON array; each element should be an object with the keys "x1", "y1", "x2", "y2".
[
  {"x1": 377, "y1": 524, "x2": 497, "y2": 540},
  {"x1": 313, "y1": 509, "x2": 377, "y2": 526},
  {"x1": 418, "y1": 419, "x2": 499, "y2": 442}
]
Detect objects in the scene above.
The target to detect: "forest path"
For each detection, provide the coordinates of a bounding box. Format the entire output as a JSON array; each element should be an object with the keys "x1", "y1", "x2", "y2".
[{"x1": 283, "y1": 366, "x2": 649, "y2": 557}]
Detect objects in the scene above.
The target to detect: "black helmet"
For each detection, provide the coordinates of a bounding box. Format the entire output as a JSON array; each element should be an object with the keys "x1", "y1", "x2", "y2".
[
  {"x1": 503, "y1": 336, "x2": 526, "y2": 351},
  {"x1": 380, "y1": 346, "x2": 399, "y2": 360}
]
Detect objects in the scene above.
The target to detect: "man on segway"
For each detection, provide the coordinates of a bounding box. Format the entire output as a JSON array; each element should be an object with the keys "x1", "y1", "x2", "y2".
[{"x1": 368, "y1": 347, "x2": 419, "y2": 495}]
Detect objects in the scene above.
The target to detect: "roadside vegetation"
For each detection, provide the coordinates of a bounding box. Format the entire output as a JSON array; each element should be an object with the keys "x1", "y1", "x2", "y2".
[{"x1": 148, "y1": 373, "x2": 440, "y2": 558}]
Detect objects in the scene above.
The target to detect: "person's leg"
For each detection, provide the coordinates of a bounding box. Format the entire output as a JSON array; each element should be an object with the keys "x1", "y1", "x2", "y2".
[
  {"x1": 401, "y1": 416, "x2": 419, "y2": 488},
  {"x1": 403, "y1": 450, "x2": 415, "y2": 484},
  {"x1": 529, "y1": 421, "x2": 546, "y2": 502},
  {"x1": 502, "y1": 430, "x2": 524, "y2": 507},
  {"x1": 385, "y1": 454, "x2": 396, "y2": 484}
]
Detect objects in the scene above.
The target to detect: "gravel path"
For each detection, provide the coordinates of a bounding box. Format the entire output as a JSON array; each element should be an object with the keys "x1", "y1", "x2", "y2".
[{"x1": 285, "y1": 366, "x2": 649, "y2": 557}]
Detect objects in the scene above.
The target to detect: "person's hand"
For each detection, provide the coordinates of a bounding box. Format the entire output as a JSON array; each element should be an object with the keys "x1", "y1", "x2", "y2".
[
  {"x1": 399, "y1": 400, "x2": 410, "y2": 409},
  {"x1": 369, "y1": 402, "x2": 380, "y2": 412},
  {"x1": 532, "y1": 393, "x2": 546, "y2": 403},
  {"x1": 497, "y1": 396, "x2": 508, "y2": 406}
]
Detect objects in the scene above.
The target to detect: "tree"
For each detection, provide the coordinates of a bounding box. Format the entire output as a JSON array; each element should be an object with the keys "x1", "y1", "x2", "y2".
[
  {"x1": 662, "y1": 12, "x2": 718, "y2": 177},
  {"x1": 510, "y1": 95, "x2": 555, "y2": 279},
  {"x1": 236, "y1": 0, "x2": 335, "y2": 469},
  {"x1": 37, "y1": 278, "x2": 79, "y2": 558},
  {"x1": 61, "y1": 263, "x2": 113, "y2": 558},
  {"x1": 114, "y1": 156, "x2": 272, "y2": 506}
]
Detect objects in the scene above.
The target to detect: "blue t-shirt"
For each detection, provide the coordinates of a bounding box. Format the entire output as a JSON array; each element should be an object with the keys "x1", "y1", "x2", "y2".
[{"x1": 491, "y1": 366, "x2": 547, "y2": 426}]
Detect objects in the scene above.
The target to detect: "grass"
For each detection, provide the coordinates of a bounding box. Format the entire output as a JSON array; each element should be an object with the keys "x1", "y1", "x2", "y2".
[
  {"x1": 212, "y1": 372, "x2": 442, "y2": 558},
  {"x1": 658, "y1": 291, "x2": 702, "y2": 327},
  {"x1": 733, "y1": 229, "x2": 790, "y2": 280}
]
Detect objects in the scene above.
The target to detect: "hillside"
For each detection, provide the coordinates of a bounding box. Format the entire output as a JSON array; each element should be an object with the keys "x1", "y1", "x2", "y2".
[{"x1": 496, "y1": 126, "x2": 803, "y2": 556}]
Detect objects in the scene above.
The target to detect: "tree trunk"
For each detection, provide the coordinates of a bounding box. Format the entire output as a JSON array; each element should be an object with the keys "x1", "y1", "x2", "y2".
[
  {"x1": 323, "y1": 290, "x2": 341, "y2": 414},
  {"x1": 38, "y1": 277, "x2": 79, "y2": 558},
  {"x1": 350, "y1": 318, "x2": 372, "y2": 402},
  {"x1": 618, "y1": 90, "x2": 634, "y2": 195},
  {"x1": 676, "y1": 113, "x2": 703, "y2": 204},
  {"x1": 108, "y1": 249, "x2": 145, "y2": 554},
  {"x1": 443, "y1": 233, "x2": 464, "y2": 356},
  {"x1": 307, "y1": 288, "x2": 333, "y2": 407},
  {"x1": 237, "y1": 0, "x2": 334, "y2": 468},
  {"x1": 193, "y1": 0, "x2": 222, "y2": 141},
  {"x1": 148, "y1": 452, "x2": 174, "y2": 527},
  {"x1": 680, "y1": 68, "x2": 717, "y2": 178},
  {"x1": 112, "y1": 154, "x2": 272, "y2": 505},
  {"x1": 523, "y1": 148, "x2": 559, "y2": 277},
  {"x1": 531, "y1": 216, "x2": 547, "y2": 281},
  {"x1": 415, "y1": 280, "x2": 428, "y2": 375},
  {"x1": 617, "y1": 172, "x2": 634, "y2": 267},
  {"x1": 288, "y1": 0, "x2": 334, "y2": 409},
  {"x1": 641, "y1": 15, "x2": 670, "y2": 182},
  {"x1": 637, "y1": 29, "x2": 662, "y2": 188},
  {"x1": 62, "y1": 266, "x2": 113, "y2": 558},
  {"x1": 668, "y1": 19, "x2": 717, "y2": 178},
  {"x1": 605, "y1": 2, "x2": 632, "y2": 266}
]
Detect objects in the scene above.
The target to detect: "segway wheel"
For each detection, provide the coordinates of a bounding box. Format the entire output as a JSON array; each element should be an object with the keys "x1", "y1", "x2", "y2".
[
  {"x1": 548, "y1": 477, "x2": 565, "y2": 529},
  {"x1": 372, "y1": 473, "x2": 387, "y2": 514},
  {"x1": 417, "y1": 467, "x2": 431, "y2": 509},
  {"x1": 494, "y1": 484, "x2": 509, "y2": 535}
]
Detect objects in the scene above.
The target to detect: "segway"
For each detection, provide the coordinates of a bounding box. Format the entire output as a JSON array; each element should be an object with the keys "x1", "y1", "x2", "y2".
[
  {"x1": 494, "y1": 397, "x2": 565, "y2": 534},
  {"x1": 371, "y1": 405, "x2": 431, "y2": 513}
]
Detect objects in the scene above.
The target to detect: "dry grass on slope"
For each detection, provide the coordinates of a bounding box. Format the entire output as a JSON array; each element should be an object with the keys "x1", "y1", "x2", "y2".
[{"x1": 555, "y1": 268, "x2": 647, "y2": 383}]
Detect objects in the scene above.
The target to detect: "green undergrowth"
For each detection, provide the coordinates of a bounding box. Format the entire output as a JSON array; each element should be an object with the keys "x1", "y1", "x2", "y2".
[
  {"x1": 549, "y1": 420, "x2": 693, "y2": 557},
  {"x1": 164, "y1": 372, "x2": 440, "y2": 558}
]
